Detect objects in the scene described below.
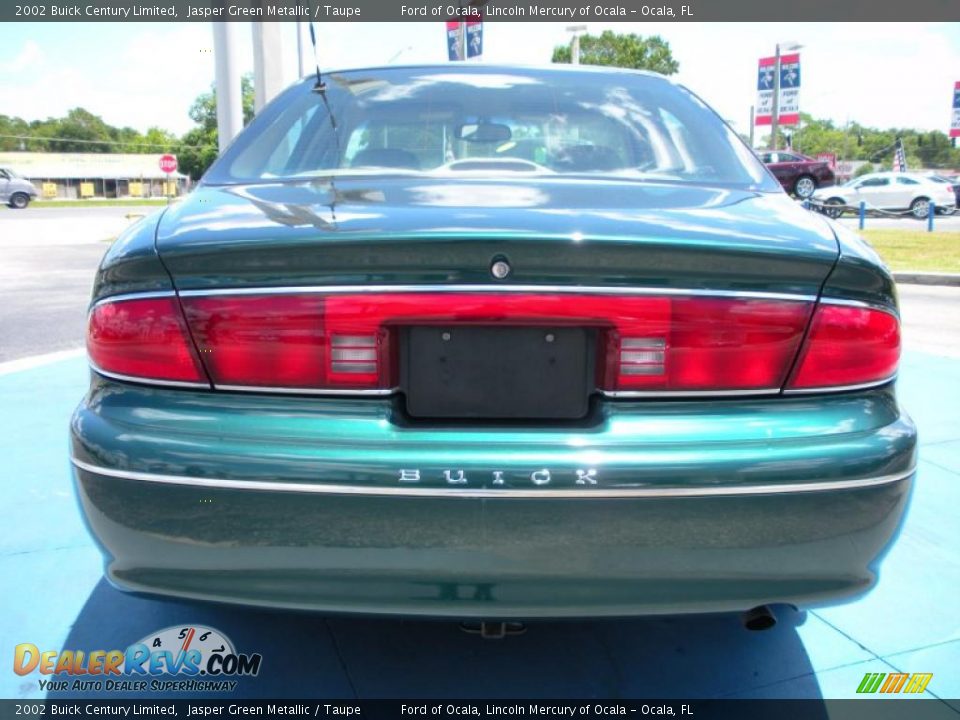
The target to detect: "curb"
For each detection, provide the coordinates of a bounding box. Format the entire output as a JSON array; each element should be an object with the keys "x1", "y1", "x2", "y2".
[{"x1": 894, "y1": 272, "x2": 960, "y2": 287}]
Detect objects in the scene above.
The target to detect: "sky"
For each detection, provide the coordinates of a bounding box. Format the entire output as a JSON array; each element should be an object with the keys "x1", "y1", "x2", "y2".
[{"x1": 0, "y1": 22, "x2": 958, "y2": 139}]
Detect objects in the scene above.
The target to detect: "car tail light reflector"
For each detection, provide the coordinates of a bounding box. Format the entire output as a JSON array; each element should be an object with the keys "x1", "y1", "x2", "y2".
[
  {"x1": 787, "y1": 304, "x2": 900, "y2": 390},
  {"x1": 87, "y1": 296, "x2": 207, "y2": 384},
  {"x1": 619, "y1": 338, "x2": 666, "y2": 376},
  {"x1": 330, "y1": 335, "x2": 377, "y2": 370}
]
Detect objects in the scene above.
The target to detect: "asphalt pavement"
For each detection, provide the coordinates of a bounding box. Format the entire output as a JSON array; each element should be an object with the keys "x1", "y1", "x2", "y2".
[
  {"x1": 1, "y1": 206, "x2": 959, "y2": 705},
  {"x1": 0, "y1": 207, "x2": 150, "y2": 362}
]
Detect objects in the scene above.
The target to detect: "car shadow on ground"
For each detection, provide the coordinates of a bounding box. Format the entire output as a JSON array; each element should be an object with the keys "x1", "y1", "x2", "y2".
[{"x1": 48, "y1": 580, "x2": 826, "y2": 707}]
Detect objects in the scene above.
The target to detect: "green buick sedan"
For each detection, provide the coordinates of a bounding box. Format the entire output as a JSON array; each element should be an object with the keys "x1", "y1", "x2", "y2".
[{"x1": 70, "y1": 65, "x2": 916, "y2": 623}]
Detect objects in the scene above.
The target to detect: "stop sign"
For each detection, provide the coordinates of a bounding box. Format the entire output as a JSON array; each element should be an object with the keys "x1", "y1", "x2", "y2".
[{"x1": 158, "y1": 154, "x2": 178, "y2": 174}]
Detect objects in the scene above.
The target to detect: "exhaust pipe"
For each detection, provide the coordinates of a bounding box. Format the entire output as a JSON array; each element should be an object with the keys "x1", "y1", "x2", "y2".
[{"x1": 742, "y1": 605, "x2": 777, "y2": 631}]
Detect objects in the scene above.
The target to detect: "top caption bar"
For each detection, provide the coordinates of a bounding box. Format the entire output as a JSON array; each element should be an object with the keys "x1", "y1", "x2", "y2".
[{"x1": 4, "y1": 0, "x2": 960, "y2": 21}]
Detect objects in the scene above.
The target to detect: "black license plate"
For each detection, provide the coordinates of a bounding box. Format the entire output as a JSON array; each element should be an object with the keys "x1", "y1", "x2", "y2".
[{"x1": 400, "y1": 326, "x2": 594, "y2": 420}]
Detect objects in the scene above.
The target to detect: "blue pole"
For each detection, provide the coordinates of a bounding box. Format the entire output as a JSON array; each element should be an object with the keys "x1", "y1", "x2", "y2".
[
  {"x1": 859, "y1": 201, "x2": 865, "y2": 230},
  {"x1": 928, "y1": 201, "x2": 935, "y2": 232}
]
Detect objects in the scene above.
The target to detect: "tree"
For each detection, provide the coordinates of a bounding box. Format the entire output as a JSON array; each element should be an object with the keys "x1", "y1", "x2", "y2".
[
  {"x1": 188, "y1": 74, "x2": 256, "y2": 132},
  {"x1": 551, "y1": 31, "x2": 679, "y2": 75},
  {"x1": 0, "y1": 114, "x2": 30, "y2": 151},
  {"x1": 177, "y1": 74, "x2": 255, "y2": 180}
]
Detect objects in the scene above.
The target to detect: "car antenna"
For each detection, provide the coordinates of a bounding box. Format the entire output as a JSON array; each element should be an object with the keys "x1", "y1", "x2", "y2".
[
  {"x1": 306, "y1": 18, "x2": 338, "y2": 136},
  {"x1": 304, "y1": 14, "x2": 340, "y2": 216},
  {"x1": 307, "y1": 19, "x2": 327, "y2": 94}
]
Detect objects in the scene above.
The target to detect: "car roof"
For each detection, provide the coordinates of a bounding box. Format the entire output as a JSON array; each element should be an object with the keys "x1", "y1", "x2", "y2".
[
  {"x1": 303, "y1": 62, "x2": 675, "y2": 82},
  {"x1": 856, "y1": 171, "x2": 931, "y2": 180}
]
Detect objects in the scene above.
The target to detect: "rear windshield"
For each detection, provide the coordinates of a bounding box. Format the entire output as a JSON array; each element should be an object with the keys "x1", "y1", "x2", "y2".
[{"x1": 205, "y1": 66, "x2": 777, "y2": 190}]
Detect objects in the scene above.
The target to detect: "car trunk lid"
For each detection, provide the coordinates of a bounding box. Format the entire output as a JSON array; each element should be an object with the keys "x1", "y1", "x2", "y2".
[{"x1": 155, "y1": 176, "x2": 838, "y2": 294}]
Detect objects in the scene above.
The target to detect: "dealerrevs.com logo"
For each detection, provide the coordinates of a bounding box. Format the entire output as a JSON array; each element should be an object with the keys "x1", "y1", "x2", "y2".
[{"x1": 14, "y1": 625, "x2": 262, "y2": 693}]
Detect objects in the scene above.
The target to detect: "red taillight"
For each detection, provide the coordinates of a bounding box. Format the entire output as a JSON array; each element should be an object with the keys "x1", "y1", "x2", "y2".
[
  {"x1": 91, "y1": 291, "x2": 901, "y2": 395},
  {"x1": 607, "y1": 298, "x2": 812, "y2": 392},
  {"x1": 87, "y1": 296, "x2": 207, "y2": 384},
  {"x1": 181, "y1": 295, "x2": 335, "y2": 388},
  {"x1": 177, "y1": 292, "x2": 811, "y2": 393},
  {"x1": 787, "y1": 304, "x2": 900, "y2": 390}
]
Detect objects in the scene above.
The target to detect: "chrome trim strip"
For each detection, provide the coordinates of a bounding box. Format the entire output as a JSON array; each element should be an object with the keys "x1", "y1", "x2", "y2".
[
  {"x1": 90, "y1": 365, "x2": 212, "y2": 390},
  {"x1": 70, "y1": 457, "x2": 915, "y2": 499},
  {"x1": 818, "y1": 297, "x2": 899, "y2": 318},
  {"x1": 602, "y1": 388, "x2": 780, "y2": 399},
  {"x1": 215, "y1": 384, "x2": 397, "y2": 396},
  {"x1": 782, "y1": 374, "x2": 898, "y2": 395},
  {"x1": 90, "y1": 290, "x2": 177, "y2": 309},
  {"x1": 176, "y1": 284, "x2": 817, "y2": 303}
]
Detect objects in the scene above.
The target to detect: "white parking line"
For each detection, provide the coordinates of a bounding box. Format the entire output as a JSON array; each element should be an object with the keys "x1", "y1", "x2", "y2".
[{"x1": 0, "y1": 348, "x2": 85, "y2": 376}]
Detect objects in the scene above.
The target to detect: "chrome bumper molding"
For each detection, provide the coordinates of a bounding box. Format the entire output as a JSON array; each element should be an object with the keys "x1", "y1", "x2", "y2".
[{"x1": 70, "y1": 457, "x2": 915, "y2": 499}]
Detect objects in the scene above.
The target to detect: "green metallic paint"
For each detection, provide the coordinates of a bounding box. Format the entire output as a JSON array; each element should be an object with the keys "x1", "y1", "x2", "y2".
[
  {"x1": 73, "y1": 469, "x2": 912, "y2": 618},
  {"x1": 153, "y1": 180, "x2": 840, "y2": 297},
  {"x1": 92, "y1": 209, "x2": 174, "y2": 303},
  {"x1": 70, "y1": 378, "x2": 916, "y2": 616},
  {"x1": 72, "y1": 380, "x2": 915, "y2": 491},
  {"x1": 820, "y1": 219, "x2": 899, "y2": 312}
]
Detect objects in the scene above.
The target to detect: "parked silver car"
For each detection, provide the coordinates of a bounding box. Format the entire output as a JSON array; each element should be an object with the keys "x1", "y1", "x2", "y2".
[
  {"x1": 0, "y1": 167, "x2": 38, "y2": 209},
  {"x1": 813, "y1": 171, "x2": 957, "y2": 219}
]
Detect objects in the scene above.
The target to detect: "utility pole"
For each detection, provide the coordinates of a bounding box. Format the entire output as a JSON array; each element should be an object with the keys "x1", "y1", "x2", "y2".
[
  {"x1": 770, "y1": 43, "x2": 781, "y2": 151},
  {"x1": 296, "y1": 22, "x2": 305, "y2": 78},
  {"x1": 770, "y1": 40, "x2": 802, "y2": 151},
  {"x1": 212, "y1": 21, "x2": 243, "y2": 153},
  {"x1": 749, "y1": 105, "x2": 755, "y2": 148},
  {"x1": 252, "y1": 22, "x2": 285, "y2": 113},
  {"x1": 566, "y1": 25, "x2": 586, "y2": 64}
]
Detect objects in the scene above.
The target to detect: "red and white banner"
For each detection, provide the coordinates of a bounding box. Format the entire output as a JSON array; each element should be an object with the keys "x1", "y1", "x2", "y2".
[
  {"x1": 816, "y1": 152, "x2": 836, "y2": 170},
  {"x1": 755, "y1": 53, "x2": 800, "y2": 127}
]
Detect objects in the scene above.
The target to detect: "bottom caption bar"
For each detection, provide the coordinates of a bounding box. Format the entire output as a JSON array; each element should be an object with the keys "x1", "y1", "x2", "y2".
[{"x1": 2, "y1": 700, "x2": 958, "y2": 720}]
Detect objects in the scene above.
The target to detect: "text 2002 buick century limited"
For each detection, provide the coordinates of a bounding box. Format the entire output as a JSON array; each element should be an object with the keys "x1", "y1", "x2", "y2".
[{"x1": 71, "y1": 65, "x2": 916, "y2": 620}]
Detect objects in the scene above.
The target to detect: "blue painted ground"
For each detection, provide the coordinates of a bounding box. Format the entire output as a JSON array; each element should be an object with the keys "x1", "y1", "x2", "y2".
[{"x1": 1, "y1": 352, "x2": 958, "y2": 705}]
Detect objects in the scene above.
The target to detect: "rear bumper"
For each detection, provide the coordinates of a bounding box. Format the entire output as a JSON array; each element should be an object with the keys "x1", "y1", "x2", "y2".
[{"x1": 70, "y1": 377, "x2": 917, "y2": 618}]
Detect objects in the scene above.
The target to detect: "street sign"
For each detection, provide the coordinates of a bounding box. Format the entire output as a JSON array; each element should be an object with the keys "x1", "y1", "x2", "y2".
[
  {"x1": 465, "y1": 18, "x2": 482, "y2": 59},
  {"x1": 755, "y1": 53, "x2": 801, "y2": 126},
  {"x1": 158, "y1": 154, "x2": 178, "y2": 174},
  {"x1": 951, "y1": 81, "x2": 960, "y2": 139},
  {"x1": 446, "y1": 21, "x2": 464, "y2": 61}
]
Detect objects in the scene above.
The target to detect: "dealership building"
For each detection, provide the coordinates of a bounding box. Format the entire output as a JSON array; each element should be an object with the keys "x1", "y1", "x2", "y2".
[{"x1": 0, "y1": 152, "x2": 189, "y2": 199}]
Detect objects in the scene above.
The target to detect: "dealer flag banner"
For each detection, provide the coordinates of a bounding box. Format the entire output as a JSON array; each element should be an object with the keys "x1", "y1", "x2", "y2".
[
  {"x1": 466, "y1": 18, "x2": 483, "y2": 58},
  {"x1": 446, "y1": 21, "x2": 464, "y2": 61},
  {"x1": 755, "y1": 54, "x2": 801, "y2": 126},
  {"x1": 951, "y1": 81, "x2": 960, "y2": 138}
]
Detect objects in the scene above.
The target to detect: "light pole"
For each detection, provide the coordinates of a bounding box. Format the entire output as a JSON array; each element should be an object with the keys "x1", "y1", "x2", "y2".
[
  {"x1": 566, "y1": 25, "x2": 586, "y2": 64},
  {"x1": 770, "y1": 40, "x2": 802, "y2": 151}
]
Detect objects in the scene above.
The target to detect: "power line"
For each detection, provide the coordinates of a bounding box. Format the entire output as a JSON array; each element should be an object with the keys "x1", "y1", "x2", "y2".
[{"x1": 0, "y1": 133, "x2": 215, "y2": 150}]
